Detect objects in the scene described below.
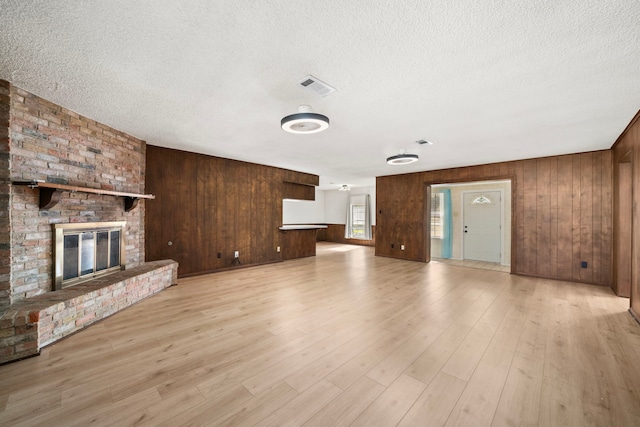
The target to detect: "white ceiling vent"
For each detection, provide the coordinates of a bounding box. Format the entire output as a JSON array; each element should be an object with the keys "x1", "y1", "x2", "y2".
[{"x1": 298, "y1": 75, "x2": 336, "y2": 97}]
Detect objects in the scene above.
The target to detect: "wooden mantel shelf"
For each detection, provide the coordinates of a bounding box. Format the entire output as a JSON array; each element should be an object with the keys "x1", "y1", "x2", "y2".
[{"x1": 12, "y1": 180, "x2": 155, "y2": 212}]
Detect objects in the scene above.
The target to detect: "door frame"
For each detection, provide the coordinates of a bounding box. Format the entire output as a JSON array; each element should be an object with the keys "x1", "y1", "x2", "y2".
[
  {"x1": 426, "y1": 177, "x2": 515, "y2": 274},
  {"x1": 461, "y1": 188, "x2": 506, "y2": 265}
]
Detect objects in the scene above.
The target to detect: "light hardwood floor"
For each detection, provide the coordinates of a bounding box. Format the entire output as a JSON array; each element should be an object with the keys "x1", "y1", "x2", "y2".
[
  {"x1": 1, "y1": 242, "x2": 639, "y2": 426},
  {"x1": 431, "y1": 258, "x2": 511, "y2": 273}
]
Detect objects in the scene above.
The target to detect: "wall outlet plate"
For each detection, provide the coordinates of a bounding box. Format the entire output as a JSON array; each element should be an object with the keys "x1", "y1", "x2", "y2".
[
  {"x1": 234, "y1": 251, "x2": 239, "y2": 258},
  {"x1": 401, "y1": 245, "x2": 405, "y2": 250},
  {"x1": 276, "y1": 246, "x2": 280, "y2": 252}
]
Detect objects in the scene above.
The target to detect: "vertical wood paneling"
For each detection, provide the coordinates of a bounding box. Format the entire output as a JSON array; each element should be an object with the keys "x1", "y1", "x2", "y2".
[
  {"x1": 250, "y1": 165, "x2": 266, "y2": 264},
  {"x1": 592, "y1": 152, "x2": 603, "y2": 284},
  {"x1": 424, "y1": 184, "x2": 431, "y2": 263},
  {"x1": 536, "y1": 158, "x2": 551, "y2": 277},
  {"x1": 177, "y1": 153, "x2": 200, "y2": 274},
  {"x1": 222, "y1": 159, "x2": 238, "y2": 266},
  {"x1": 522, "y1": 160, "x2": 537, "y2": 274},
  {"x1": 375, "y1": 178, "x2": 391, "y2": 257},
  {"x1": 283, "y1": 182, "x2": 315, "y2": 200},
  {"x1": 612, "y1": 110, "x2": 639, "y2": 309},
  {"x1": 235, "y1": 161, "x2": 252, "y2": 264},
  {"x1": 614, "y1": 160, "x2": 632, "y2": 296},
  {"x1": 571, "y1": 155, "x2": 582, "y2": 281},
  {"x1": 548, "y1": 157, "x2": 559, "y2": 278},
  {"x1": 319, "y1": 224, "x2": 375, "y2": 247},
  {"x1": 634, "y1": 130, "x2": 640, "y2": 317},
  {"x1": 377, "y1": 150, "x2": 613, "y2": 286},
  {"x1": 251, "y1": 165, "x2": 281, "y2": 264},
  {"x1": 580, "y1": 152, "x2": 594, "y2": 283},
  {"x1": 556, "y1": 156, "x2": 573, "y2": 280},
  {"x1": 154, "y1": 149, "x2": 199, "y2": 275},
  {"x1": 281, "y1": 229, "x2": 317, "y2": 260},
  {"x1": 601, "y1": 151, "x2": 613, "y2": 285},
  {"x1": 213, "y1": 156, "x2": 226, "y2": 269},
  {"x1": 514, "y1": 161, "x2": 524, "y2": 274},
  {"x1": 376, "y1": 173, "x2": 427, "y2": 261},
  {"x1": 145, "y1": 146, "x2": 317, "y2": 277},
  {"x1": 197, "y1": 155, "x2": 220, "y2": 271},
  {"x1": 144, "y1": 146, "x2": 165, "y2": 264}
]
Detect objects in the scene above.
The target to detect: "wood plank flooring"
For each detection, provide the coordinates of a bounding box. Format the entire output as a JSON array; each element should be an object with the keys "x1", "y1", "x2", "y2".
[
  {"x1": 1, "y1": 242, "x2": 639, "y2": 426},
  {"x1": 432, "y1": 258, "x2": 511, "y2": 273}
]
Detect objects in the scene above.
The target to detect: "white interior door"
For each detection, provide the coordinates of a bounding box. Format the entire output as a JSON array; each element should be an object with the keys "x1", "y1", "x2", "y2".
[{"x1": 463, "y1": 191, "x2": 501, "y2": 263}]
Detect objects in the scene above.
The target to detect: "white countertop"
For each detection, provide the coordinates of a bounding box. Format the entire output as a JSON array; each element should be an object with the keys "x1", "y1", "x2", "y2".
[{"x1": 279, "y1": 224, "x2": 328, "y2": 230}]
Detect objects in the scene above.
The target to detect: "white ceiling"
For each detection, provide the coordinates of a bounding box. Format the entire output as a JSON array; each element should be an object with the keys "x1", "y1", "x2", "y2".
[{"x1": 1, "y1": 1, "x2": 639, "y2": 189}]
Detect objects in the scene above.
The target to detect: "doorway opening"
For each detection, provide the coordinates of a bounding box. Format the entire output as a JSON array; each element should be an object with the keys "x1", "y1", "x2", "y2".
[{"x1": 430, "y1": 180, "x2": 512, "y2": 272}]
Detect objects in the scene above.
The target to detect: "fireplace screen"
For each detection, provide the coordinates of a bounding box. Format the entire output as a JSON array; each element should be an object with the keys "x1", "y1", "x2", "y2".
[{"x1": 54, "y1": 221, "x2": 126, "y2": 290}]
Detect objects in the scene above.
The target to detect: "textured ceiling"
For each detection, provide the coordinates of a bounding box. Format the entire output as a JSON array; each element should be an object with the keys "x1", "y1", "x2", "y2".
[{"x1": 1, "y1": 1, "x2": 639, "y2": 189}]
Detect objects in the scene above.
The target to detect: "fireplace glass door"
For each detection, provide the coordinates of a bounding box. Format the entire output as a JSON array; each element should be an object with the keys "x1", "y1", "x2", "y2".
[{"x1": 55, "y1": 222, "x2": 126, "y2": 289}]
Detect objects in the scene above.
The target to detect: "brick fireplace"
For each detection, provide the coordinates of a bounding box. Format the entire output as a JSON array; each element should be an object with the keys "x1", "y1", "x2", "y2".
[
  {"x1": 0, "y1": 80, "x2": 177, "y2": 363},
  {"x1": 2, "y1": 81, "x2": 146, "y2": 305}
]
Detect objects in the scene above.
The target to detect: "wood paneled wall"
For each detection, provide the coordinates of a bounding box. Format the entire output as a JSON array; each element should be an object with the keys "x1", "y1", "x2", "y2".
[
  {"x1": 612, "y1": 110, "x2": 640, "y2": 314},
  {"x1": 145, "y1": 145, "x2": 317, "y2": 276},
  {"x1": 283, "y1": 182, "x2": 315, "y2": 200},
  {"x1": 280, "y1": 229, "x2": 317, "y2": 260},
  {"x1": 376, "y1": 150, "x2": 613, "y2": 286},
  {"x1": 376, "y1": 172, "x2": 430, "y2": 262},
  {"x1": 317, "y1": 224, "x2": 376, "y2": 247}
]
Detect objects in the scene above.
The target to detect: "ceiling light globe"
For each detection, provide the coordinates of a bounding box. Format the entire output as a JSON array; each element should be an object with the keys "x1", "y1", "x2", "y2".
[
  {"x1": 281, "y1": 106, "x2": 330, "y2": 134},
  {"x1": 386, "y1": 153, "x2": 419, "y2": 165}
]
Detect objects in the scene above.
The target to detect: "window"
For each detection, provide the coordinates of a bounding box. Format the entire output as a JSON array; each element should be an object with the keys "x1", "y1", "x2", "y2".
[
  {"x1": 350, "y1": 203, "x2": 365, "y2": 238},
  {"x1": 431, "y1": 192, "x2": 444, "y2": 239},
  {"x1": 345, "y1": 194, "x2": 372, "y2": 240},
  {"x1": 471, "y1": 194, "x2": 493, "y2": 205}
]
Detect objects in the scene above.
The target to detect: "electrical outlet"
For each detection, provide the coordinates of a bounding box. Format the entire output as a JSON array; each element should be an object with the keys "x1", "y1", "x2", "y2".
[
  {"x1": 276, "y1": 246, "x2": 280, "y2": 253},
  {"x1": 391, "y1": 243, "x2": 394, "y2": 249},
  {"x1": 217, "y1": 252, "x2": 221, "y2": 259},
  {"x1": 234, "y1": 251, "x2": 239, "y2": 258},
  {"x1": 401, "y1": 244, "x2": 405, "y2": 251}
]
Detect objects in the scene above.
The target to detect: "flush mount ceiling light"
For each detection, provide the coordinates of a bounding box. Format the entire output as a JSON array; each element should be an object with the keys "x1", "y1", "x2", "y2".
[
  {"x1": 386, "y1": 149, "x2": 419, "y2": 165},
  {"x1": 281, "y1": 105, "x2": 329, "y2": 134},
  {"x1": 338, "y1": 184, "x2": 351, "y2": 191}
]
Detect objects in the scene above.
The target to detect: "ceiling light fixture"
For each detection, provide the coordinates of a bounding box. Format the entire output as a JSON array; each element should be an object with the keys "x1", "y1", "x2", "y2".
[
  {"x1": 281, "y1": 105, "x2": 329, "y2": 134},
  {"x1": 386, "y1": 149, "x2": 419, "y2": 165},
  {"x1": 338, "y1": 184, "x2": 351, "y2": 191}
]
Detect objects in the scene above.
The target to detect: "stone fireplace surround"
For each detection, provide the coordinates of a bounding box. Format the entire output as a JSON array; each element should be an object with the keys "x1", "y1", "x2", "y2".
[{"x1": 0, "y1": 80, "x2": 177, "y2": 363}]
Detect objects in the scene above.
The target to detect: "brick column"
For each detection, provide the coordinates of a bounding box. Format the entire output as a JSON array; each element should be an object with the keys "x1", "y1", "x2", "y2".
[{"x1": 0, "y1": 80, "x2": 10, "y2": 308}]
